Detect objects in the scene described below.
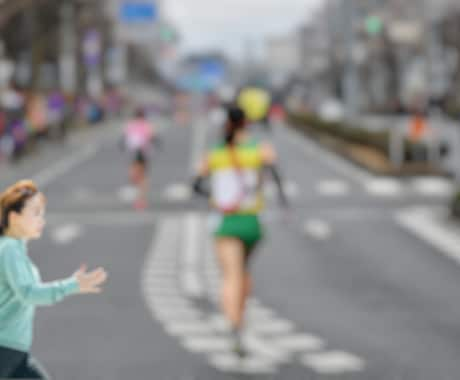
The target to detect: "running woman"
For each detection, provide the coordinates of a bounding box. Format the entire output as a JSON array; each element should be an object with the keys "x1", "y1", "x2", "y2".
[
  {"x1": 193, "y1": 106, "x2": 287, "y2": 356},
  {"x1": 0, "y1": 180, "x2": 108, "y2": 378},
  {"x1": 123, "y1": 108, "x2": 155, "y2": 210}
]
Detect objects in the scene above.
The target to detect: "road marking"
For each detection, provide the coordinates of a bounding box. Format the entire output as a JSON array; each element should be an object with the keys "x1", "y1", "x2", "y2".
[
  {"x1": 317, "y1": 180, "x2": 349, "y2": 196},
  {"x1": 152, "y1": 298, "x2": 192, "y2": 309},
  {"x1": 246, "y1": 305, "x2": 277, "y2": 320},
  {"x1": 247, "y1": 319, "x2": 295, "y2": 335},
  {"x1": 285, "y1": 181, "x2": 300, "y2": 198},
  {"x1": 117, "y1": 186, "x2": 138, "y2": 203},
  {"x1": 365, "y1": 178, "x2": 402, "y2": 197},
  {"x1": 182, "y1": 336, "x2": 234, "y2": 353},
  {"x1": 396, "y1": 207, "x2": 460, "y2": 266},
  {"x1": 51, "y1": 224, "x2": 82, "y2": 245},
  {"x1": 209, "y1": 352, "x2": 277, "y2": 374},
  {"x1": 304, "y1": 220, "x2": 331, "y2": 240},
  {"x1": 264, "y1": 181, "x2": 299, "y2": 199},
  {"x1": 243, "y1": 333, "x2": 290, "y2": 362},
  {"x1": 34, "y1": 144, "x2": 99, "y2": 189},
  {"x1": 143, "y1": 214, "x2": 366, "y2": 375},
  {"x1": 154, "y1": 309, "x2": 203, "y2": 322},
  {"x1": 411, "y1": 177, "x2": 454, "y2": 197},
  {"x1": 47, "y1": 212, "x2": 156, "y2": 226},
  {"x1": 181, "y1": 213, "x2": 204, "y2": 297},
  {"x1": 164, "y1": 183, "x2": 192, "y2": 202},
  {"x1": 208, "y1": 314, "x2": 232, "y2": 333},
  {"x1": 269, "y1": 334, "x2": 325, "y2": 352},
  {"x1": 166, "y1": 321, "x2": 214, "y2": 336},
  {"x1": 142, "y1": 218, "x2": 181, "y2": 315},
  {"x1": 302, "y1": 351, "x2": 366, "y2": 374}
]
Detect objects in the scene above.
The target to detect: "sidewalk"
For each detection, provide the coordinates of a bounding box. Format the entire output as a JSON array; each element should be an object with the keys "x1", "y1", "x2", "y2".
[{"x1": 353, "y1": 114, "x2": 460, "y2": 177}]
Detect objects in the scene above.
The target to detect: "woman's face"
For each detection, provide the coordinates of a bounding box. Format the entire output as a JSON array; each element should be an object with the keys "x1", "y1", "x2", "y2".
[{"x1": 11, "y1": 194, "x2": 46, "y2": 240}]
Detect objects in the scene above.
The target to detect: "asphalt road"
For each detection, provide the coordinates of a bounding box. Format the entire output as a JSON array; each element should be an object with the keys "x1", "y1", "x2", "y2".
[{"x1": 2, "y1": 104, "x2": 460, "y2": 380}]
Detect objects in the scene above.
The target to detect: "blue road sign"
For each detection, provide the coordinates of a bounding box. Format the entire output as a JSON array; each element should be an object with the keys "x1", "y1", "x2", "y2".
[{"x1": 120, "y1": 2, "x2": 157, "y2": 23}]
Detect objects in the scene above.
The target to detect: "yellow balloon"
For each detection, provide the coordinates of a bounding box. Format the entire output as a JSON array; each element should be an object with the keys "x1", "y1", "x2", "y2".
[{"x1": 237, "y1": 88, "x2": 271, "y2": 122}]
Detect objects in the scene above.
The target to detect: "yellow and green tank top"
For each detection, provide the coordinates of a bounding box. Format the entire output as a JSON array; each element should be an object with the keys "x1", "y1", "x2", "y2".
[{"x1": 208, "y1": 140, "x2": 264, "y2": 214}]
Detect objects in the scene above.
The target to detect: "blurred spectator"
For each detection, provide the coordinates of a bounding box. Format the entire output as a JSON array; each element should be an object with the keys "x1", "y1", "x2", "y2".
[{"x1": 47, "y1": 89, "x2": 66, "y2": 139}]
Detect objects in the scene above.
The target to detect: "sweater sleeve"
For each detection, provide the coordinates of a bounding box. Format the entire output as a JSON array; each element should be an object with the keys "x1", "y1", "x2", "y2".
[{"x1": 2, "y1": 248, "x2": 79, "y2": 306}]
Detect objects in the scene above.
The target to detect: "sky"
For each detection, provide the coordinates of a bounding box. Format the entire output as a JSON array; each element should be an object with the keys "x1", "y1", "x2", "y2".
[{"x1": 163, "y1": 0, "x2": 323, "y2": 61}]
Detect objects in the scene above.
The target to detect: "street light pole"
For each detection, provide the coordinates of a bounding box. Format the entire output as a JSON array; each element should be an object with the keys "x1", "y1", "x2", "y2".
[
  {"x1": 59, "y1": 0, "x2": 77, "y2": 94},
  {"x1": 342, "y1": 0, "x2": 358, "y2": 118}
]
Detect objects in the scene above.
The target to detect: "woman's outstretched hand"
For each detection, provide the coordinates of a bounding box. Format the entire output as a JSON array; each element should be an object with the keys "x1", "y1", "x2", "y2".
[{"x1": 73, "y1": 264, "x2": 108, "y2": 294}]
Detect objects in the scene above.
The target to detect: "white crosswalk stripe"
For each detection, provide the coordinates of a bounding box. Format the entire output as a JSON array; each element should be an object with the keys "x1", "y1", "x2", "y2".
[
  {"x1": 317, "y1": 180, "x2": 349, "y2": 196},
  {"x1": 209, "y1": 353, "x2": 277, "y2": 374},
  {"x1": 247, "y1": 319, "x2": 295, "y2": 335},
  {"x1": 302, "y1": 351, "x2": 366, "y2": 374},
  {"x1": 51, "y1": 224, "x2": 82, "y2": 245},
  {"x1": 365, "y1": 178, "x2": 403, "y2": 197},
  {"x1": 166, "y1": 321, "x2": 214, "y2": 336},
  {"x1": 304, "y1": 220, "x2": 331, "y2": 240},
  {"x1": 164, "y1": 183, "x2": 192, "y2": 202},
  {"x1": 182, "y1": 336, "x2": 234, "y2": 353},
  {"x1": 269, "y1": 334, "x2": 325, "y2": 352},
  {"x1": 264, "y1": 181, "x2": 299, "y2": 199},
  {"x1": 411, "y1": 177, "x2": 454, "y2": 196},
  {"x1": 143, "y1": 215, "x2": 367, "y2": 375},
  {"x1": 117, "y1": 185, "x2": 138, "y2": 203}
]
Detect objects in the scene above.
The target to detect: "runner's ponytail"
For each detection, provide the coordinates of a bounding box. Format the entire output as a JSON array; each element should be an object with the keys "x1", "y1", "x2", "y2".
[{"x1": 224, "y1": 106, "x2": 246, "y2": 146}]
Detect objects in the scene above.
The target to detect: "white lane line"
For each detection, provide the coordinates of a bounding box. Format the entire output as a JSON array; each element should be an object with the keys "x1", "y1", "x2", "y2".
[
  {"x1": 264, "y1": 181, "x2": 299, "y2": 199},
  {"x1": 47, "y1": 212, "x2": 156, "y2": 226},
  {"x1": 204, "y1": 238, "x2": 220, "y2": 299},
  {"x1": 146, "y1": 289, "x2": 181, "y2": 298},
  {"x1": 166, "y1": 321, "x2": 214, "y2": 336},
  {"x1": 51, "y1": 224, "x2": 82, "y2": 245},
  {"x1": 208, "y1": 314, "x2": 232, "y2": 333},
  {"x1": 246, "y1": 305, "x2": 277, "y2": 320},
  {"x1": 302, "y1": 351, "x2": 366, "y2": 374},
  {"x1": 209, "y1": 352, "x2": 277, "y2": 374},
  {"x1": 142, "y1": 218, "x2": 181, "y2": 317},
  {"x1": 34, "y1": 144, "x2": 99, "y2": 189},
  {"x1": 152, "y1": 298, "x2": 192, "y2": 309},
  {"x1": 247, "y1": 298, "x2": 261, "y2": 307},
  {"x1": 281, "y1": 125, "x2": 372, "y2": 184},
  {"x1": 144, "y1": 276, "x2": 176, "y2": 286},
  {"x1": 117, "y1": 185, "x2": 138, "y2": 203},
  {"x1": 148, "y1": 268, "x2": 176, "y2": 276},
  {"x1": 243, "y1": 333, "x2": 291, "y2": 363},
  {"x1": 164, "y1": 183, "x2": 192, "y2": 202},
  {"x1": 284, "y1": 181, "x2": 299, "y2": 198},
  {"x1": 396, "y1": 207, "x2": 460, "y2": 266},
  {"x1": 144, "y1": 214, "x2": 365, "y2": 375},
  {"x1": 317, "y1": 180, "x2": 349, "y2": 196},
  {"x1": 183, "y1": 336, "x2": 234, "y2": 353},
  {"x1": 411, "y1": 177, "x2": 454, "y2": 197},
  {"x1": 153, "y1": 306, "x2": 203, "y2": 320},
  {"x1": 247, "y1": 319, "x2": 295, "y2": 335},
  {"x1": 181, "y1": 213, "x2": 204, "y2": 298},
  {"x1": 365, "y1": 178, "x2": 403, "y2": 197},
  {"x1": 269, "y1": 334, "x2": 325, "y2": 352},
  {"x1": 304, "y1": 220, "x2": 331, "y2": 240}
]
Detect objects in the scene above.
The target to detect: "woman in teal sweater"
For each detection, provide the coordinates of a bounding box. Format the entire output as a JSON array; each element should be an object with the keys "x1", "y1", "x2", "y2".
[{"x1": 0, "y1": 180, "x2": 108, "y2": 378}]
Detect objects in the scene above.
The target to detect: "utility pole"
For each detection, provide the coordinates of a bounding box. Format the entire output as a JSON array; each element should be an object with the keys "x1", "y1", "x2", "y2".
[
  {"x1": 341, "y1": 0, "x2": 358, "y2": 118},
  {"x1": 59, "y1": 0, "x2": 77, "y2": 94}
]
